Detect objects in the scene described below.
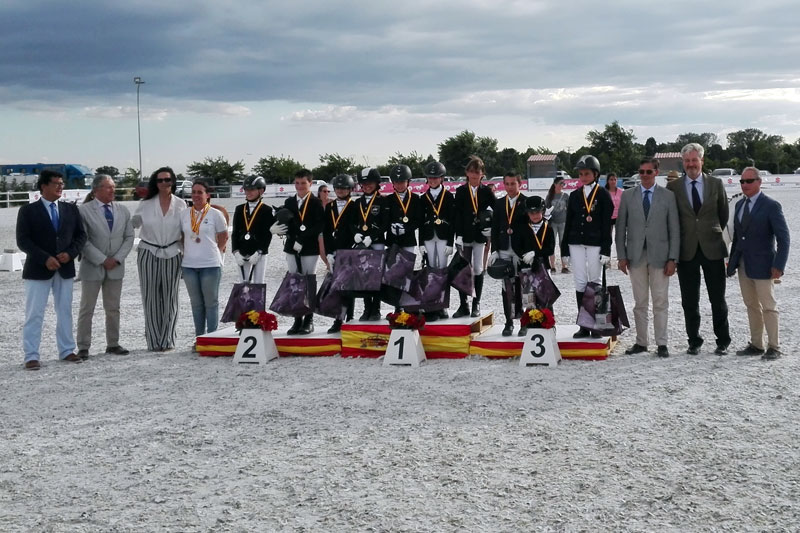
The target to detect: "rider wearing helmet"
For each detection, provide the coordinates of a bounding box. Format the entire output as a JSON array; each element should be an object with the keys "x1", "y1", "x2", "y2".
[
  {"x1": 562, "y1": 154, "x2": 614, "y2": 338},
  {"x1": 322, "y1": 174, "x2": 356, "y2": 332},
  {"x1": 231, "y1": 175, "x2": 275, "y2": 284},
  {"x1": 419, "y1": 160, "x2": 455, "y2": 320},
  {"x1": 351, "y1": 167, "x2": 389, "y2": 321},
  {"x1": 386, "y1": 164, "x2": 422, "y2": 253}
]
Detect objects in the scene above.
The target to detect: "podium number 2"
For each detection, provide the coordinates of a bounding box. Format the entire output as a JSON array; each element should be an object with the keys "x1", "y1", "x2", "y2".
[
  {"x1": 394, "y1": 336, "x2": 404, "y2": 359},
  {"x1": 529, "y1": 333, "x2": 545, "y2": 357},
  {"x1": 242, "y1": 336, "x2": 257, "y2": 358}
]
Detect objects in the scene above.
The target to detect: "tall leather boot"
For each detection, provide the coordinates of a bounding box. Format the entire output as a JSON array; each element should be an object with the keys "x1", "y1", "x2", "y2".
[
  {"x1": 573, "y1": 291, "x2": 590, "y2": 338},
  {"x1": 501, "y1": 282, "x2": 514, "y2": 336},
  {"x1": 514, "y1": 276, "x2": 523, "y2": 319},
  {"x1": 345, "y1": 298, "x2": 355, "y2": 322},
  {"x1": 452, "y1": 290, "x2": 470, "y2": 318},
  {"x1": 327, "y1": 319, "x2": 342, "y2": 334},
  {"x1": 358, "y1": 296, "x2": 371, "y2": 321},
  {"x1": 299, "y1": 313, "x2": 314, "y2": 334},
  {"x1": 368, "y1": 295, "x2": 382, "y2": 321},
  {"x1": 471, "y1": 274, "x2": 484, "y2": 317},
  {"x1": 287, "y1": 316, "x2": 303, "y2": 335}
]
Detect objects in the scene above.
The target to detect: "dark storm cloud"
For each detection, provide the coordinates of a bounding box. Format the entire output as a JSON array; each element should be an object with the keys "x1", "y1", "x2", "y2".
[{"x1": 2, "y1": 0, "x2": 799, "y2": 117}]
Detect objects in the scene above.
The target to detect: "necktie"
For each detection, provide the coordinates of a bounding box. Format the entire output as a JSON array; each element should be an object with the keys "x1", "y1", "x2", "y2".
[
  {"x1": 49, "y1": 202, "x2": 60, "y2": 231},
  {"x1": 742, "y1": 198, "x2": 751, "y2": 228},
  {"x1": 691, "y1": 180, "x2": 701, "y2": 214},
  {"x1": 103, "y1": 204, "x2": 114, "y2": 231},
  {"x1": 642, "y1": 190, "x2": 651, "y2": 218}
]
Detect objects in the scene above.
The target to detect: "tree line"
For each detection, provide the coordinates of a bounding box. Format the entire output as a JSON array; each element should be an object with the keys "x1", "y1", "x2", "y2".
[{"x1": 96, "y1": 122, "x2": 800, "y2": 185}]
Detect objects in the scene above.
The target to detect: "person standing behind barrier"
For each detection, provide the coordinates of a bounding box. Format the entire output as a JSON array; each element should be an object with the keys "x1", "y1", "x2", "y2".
[
  {"x1": 17, "y1": 170, "x2": 87, "y2": 369},
  {"x1": 181, "y1": 180, "x2": 228, "y2": 338},
  {"x1": 545, "y1": 175, "x2": 569, "y2": 273},
  {"x1": 132, "y1": 167, "x2": 187, "y2": 352},
  {"x1": 419, "y1": 161, "x2": 455, "y2": 321},
  {"x1": 453, "y1": 156, "x2": 496, "y2": 318},
  {"x1": 616, "y1": 157, "x2": 680, "y2": 358},
  {"x1": 271, "y1": 169, "x2": 325, "y2": 335},
  {"x1": 76, "y1": 174, "x2": 135, "y2": 359},
  {"x1": 488, "y1": 172, "x2": 527, "y2": 334},
  {"x1": 231, "y1": 175, "x2": 274, "y2": 284},
  {"x1": 727, "y1": 167, "x2": 790, "y2": 361},
  {"x1": 666, "y1": 143, "x2": 731, "y2": 355},
  {"x1": 322, "y1": 174, "x2": 357, "y2": 332},
  {"x1": 605, "y1": 172, "x2": 623, "y2": 252},
  {"x1": 561, "y1": 155, "x2": 613, "y2": 338}
]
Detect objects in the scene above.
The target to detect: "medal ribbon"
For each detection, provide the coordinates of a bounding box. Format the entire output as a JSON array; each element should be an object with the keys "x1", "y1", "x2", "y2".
[
  {"x1": 298, "y1": 193, "x2": 311, "y2": 224},
  {"x1": 331, "y1": 198, "x2": 352, "y2": 230},
  {"x1": 190, "y1": 203, "x2": 210, "y2": 235},
  {"x1": 242, "y1": 200, "x2": 264, "y2": 234},
  {"x1": 359, "y1": 193, "x2": 377, "y2": 228},
  {"x1": 468, "y1": 185, "x2": 479, "y2": 215},
  {"x1": 505, "y1": 194, "x2": 518, "y2": 227},
  {"x1": 582, "y1": 184, "x2": 599, "y2": 215},
  {"x1": 532, "y1": 222, "x2": 548, "y2": 250},
  {"x1": 395, "y1": 192, "x2": 411, "y2": 218},
  {"x1": 426, "y1": 188, "x2": 446, "y2": 218}
]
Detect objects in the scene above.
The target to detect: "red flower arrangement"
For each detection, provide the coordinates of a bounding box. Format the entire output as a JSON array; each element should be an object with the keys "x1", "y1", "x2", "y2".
[
  {"x1": 520, "y1": 307, "x2": 555, "y2": 329},
  {"x1": 235, "y1": 310, "x2": 279, "y2": 332},
  {"x1": 386, "y1": 311, "x2": 426, "y2": 330}
]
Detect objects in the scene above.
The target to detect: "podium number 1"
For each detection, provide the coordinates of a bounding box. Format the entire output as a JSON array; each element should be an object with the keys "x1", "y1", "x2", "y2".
[
  {"x1": 529, "y1": 333, "x2": 545, "y2": 357},
  {"x1": 242, "y1": 336, "x2": 257, "y2": 358},
  {"x1": 394, "y1": 336, "x2": 404, "y2": 359}
]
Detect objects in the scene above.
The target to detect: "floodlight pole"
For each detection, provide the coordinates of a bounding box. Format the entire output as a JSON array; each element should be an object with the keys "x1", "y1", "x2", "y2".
[{"x1": 134, "y1": 77, "x2": 145, "y2": 180}]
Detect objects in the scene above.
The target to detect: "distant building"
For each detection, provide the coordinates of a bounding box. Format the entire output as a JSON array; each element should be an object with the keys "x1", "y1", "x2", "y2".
[
  {"x1": 653, "y1": 152, "x2": 682, "y2": 173},
  {"x1": 526, "y1": 154, "x2": 560, "y2": 180}
]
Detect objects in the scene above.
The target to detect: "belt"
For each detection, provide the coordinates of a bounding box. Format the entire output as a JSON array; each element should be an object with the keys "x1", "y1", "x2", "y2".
[{"x1": 141, "y1": 240, "x2": 179, "y2": 249}]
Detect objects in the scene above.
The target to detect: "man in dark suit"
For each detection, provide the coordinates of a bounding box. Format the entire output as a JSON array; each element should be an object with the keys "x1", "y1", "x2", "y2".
[
  {"x1": 666, "y1": 143, "x2": 731, "y2": 355},
  {"x1": 727, "y1": 167, "x2": 790, "y2": 360},
  {"x1": 16, "y1": 170, "x2": 87, "y2": 369}
]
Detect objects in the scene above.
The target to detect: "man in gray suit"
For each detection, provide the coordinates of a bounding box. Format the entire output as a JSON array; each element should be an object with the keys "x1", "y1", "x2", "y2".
[
  {"x1": 76, "y1": 175, "x2": 135, "y2": 358},
  {"x1": 616, "y1": 157, "x2": 680, "y2": 357}
]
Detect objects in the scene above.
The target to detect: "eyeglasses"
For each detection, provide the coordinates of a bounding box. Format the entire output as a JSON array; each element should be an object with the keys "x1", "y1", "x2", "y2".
[
  {"x1": 739, "y1": 178, "x2": 759, "y2": 184},
  {"x1": 157, "y1": 178, "x2": 173, "y2": 183},
  {"x1": 638, "y1": 169, "x2": 656, "y2": 175}
]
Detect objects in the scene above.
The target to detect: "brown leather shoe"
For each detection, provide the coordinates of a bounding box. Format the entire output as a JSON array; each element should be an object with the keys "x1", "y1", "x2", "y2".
[
  {"x1": 62, "y1": 353, "x2": 83, "y2": 363},
  {"x1": 105, "y1": 346, "x2": 130, "y2": 355},
  {"x1": 24, "y1": 360, "x2": 41, "y2": 371}
]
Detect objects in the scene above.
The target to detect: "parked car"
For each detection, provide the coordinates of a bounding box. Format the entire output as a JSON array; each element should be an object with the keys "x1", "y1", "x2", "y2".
[
  {"x1": 711, "y1": 168, "x2": 737, "y2": 177},
  {"x1": 135, "y1": 180, "x2": 149, "y2": 199},
  {"x1": 175, "y1": 180, "x2": 193, "y2": 198}
]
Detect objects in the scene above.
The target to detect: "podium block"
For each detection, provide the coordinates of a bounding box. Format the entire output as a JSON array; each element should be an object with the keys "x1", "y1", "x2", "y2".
[
  {"x1": 0, "y1": 251, "x2": 23, "y2": 271},
  {"x1": 383, "y1": 329, "x2": 426, "y2": 367},
  {"x1": 233, "y1": 330, "x2": 278, "y2": 365},
  {"x1": 519, "y1": 328, "x2": 561, "y2": 367}
]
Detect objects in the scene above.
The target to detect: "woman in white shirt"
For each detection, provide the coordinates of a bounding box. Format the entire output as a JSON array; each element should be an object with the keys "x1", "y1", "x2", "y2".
[
  {"x1": 181, "y1": 179, "x2": 228, "y2": 337},
  {"x1": 132, "y1": 167, "x2": 187, "y2": 351}
]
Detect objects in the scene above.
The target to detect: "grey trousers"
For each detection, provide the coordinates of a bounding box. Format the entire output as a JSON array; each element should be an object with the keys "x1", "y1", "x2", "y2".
[{"x1": 77, "y1": 278, "x2": 123, "y2": 350}]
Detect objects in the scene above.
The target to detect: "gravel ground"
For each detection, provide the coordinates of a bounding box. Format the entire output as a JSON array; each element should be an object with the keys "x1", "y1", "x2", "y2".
[{"x1": 0, "y1": 193, "x2": 798, "y2": 532}]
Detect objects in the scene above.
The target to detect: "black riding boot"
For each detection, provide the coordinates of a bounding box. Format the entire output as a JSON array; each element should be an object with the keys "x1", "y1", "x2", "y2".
[
  {"x1": 573, "y1": 291, "x2": 590, "y2": 338},
  {"x1": 471, "y1": 274, "x2": 484, "y2": 317},
  {"x1": 345, "y1": 298, "x2": 354, "y2": 322},
  {"x1": 514, "y1": 276, "x2": 523, "y2": 318},
  {"x1": 453, "y1": 291, "x2": 470, "y2": 318},
  {"x1": 287, "y1": 316, "x2": 303, "y2": 335},
  {"x1": 298, "y1": 313, "x2": 313, "y2": 334},
  {"x1": 367, "y1": 295, "x2": 382, "y2": 321}
]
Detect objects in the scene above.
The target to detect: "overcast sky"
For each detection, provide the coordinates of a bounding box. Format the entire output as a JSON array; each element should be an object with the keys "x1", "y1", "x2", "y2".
[{"x1": 2, "y1": 0, "x2": 799, "y2": 176}]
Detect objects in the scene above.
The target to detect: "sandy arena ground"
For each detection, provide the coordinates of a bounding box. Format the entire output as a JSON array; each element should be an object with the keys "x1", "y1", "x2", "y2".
[{"x1": 0, "y1": 192, "x2": 798, "y2": 531}]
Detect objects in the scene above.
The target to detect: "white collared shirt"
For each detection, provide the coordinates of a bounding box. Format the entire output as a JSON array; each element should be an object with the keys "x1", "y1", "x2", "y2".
[{"x1": 739, "y1": 191, "x2": 762, "y2": 222}]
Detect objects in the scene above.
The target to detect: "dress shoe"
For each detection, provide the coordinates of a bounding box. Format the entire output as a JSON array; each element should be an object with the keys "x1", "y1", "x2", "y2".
[
  {"x1": 105, "y1": 346, "x2": 129, "y2": 355},
  {"x1": 736, "y1": 344, "x2": 765, "y2": 356},
  {"x1": 714, "y1": 344, "x2": 729, "y2": 356},
  {"x1": 24, "y1": 360, "x2": 41, "y2": 371},
  {"x1": 62, "y1": 353, "x2": 83, "y2": 363},
  {"x1": 573, "y1": 327, "x2": 590, "y2": 338},
  {"x1": 470, "y1": 300, "x2": 481, "y2": 318},
  {"x1": 625, "y1": 343, "x2": 648, "y2": 355},
  {"x1": 561, "y1": 267, "x2": 570, "y2": 274},
  {"x1": 657, "y1": 345, "x2": 670, "y2": 358},
  {"x1": 502, "y1": 322, "x2": 513, "y2": 337},
  {"x1": 77, "y1": 349, "x2": 90, "y2": 360},
  {"x1": 686, "y1": 344, "x2": 702, "y2": 355},
  {"x1": 452, "y1": 303, "x2": 470, "y2": 319},
  {"x1": 762, "y1": 347, "x2": 782, "y2": 361}
]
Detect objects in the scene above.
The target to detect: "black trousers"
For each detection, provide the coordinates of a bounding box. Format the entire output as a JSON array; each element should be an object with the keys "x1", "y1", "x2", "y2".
[{"x1": 676, "y1": 246, "x2": 731, "y2": 348}]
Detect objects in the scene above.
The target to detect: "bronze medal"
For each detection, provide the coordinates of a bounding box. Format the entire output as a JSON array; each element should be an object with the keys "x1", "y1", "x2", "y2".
[
  {"x1": 244, "y1": 233, "x2": 251, "y2": 241},
  {"x1": 362, "y1": 224, "x2": 369, "y2": 231},
  {"x1": 434, "y1": 218, "x2": 442, "y2": 225},
  {"x1": 402, "y1": 216, "x2": 409, "y2": 223},
  {"x1": 299, "y1": 224, "x2": 306, "y2": 231},
  {"x1": 586, "y1": 215, "x2": 592, "y2": 222},
  {"x1": 507, "y1": 228, "x2": 513, "y2": 235},
  {"x1": 195, "y1": 237, "x2": 201, "y2": 243}
]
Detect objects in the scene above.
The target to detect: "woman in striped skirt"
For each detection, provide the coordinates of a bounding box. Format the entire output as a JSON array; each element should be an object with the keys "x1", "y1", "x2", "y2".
[{"x1": 132, "y1": 167, "x2": 187, "y2": 351}]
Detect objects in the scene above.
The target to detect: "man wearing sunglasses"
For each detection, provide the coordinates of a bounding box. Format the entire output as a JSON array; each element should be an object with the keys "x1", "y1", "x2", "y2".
[
  {"x1": 726, "y1": 167, "x2": 790, "y2": 360},
  {"x1": 666, "y1": 143, "x2": 731, "y2": 355},
  {"x1": 615, "y1": 157, "x2": 680, "y2": 357}
]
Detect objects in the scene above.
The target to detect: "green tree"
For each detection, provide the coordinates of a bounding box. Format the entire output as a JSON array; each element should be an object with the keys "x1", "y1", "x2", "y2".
[
  {"x1": 95, "y1": 165, "x2": 119, "y2": 177},
  {"x1": 312, "y1": 153, "x2": 355, "y2": 182},
  {"x1": 674, "y1": 132, "x2": 718, "y2": 150},
  {"x1": 186, "y1": 156, "x2": 245, "y2": 185},
  {"x1": 586, "y1": 121, "x2": 640, "y2": 176},
  {"x1": 644, "y1": 137, "x2": 658, "y2": 156},
  {"x1": 252, "y1": 155, "x2": 304, "y2": 184},
  {"x1": 121, "y1": 167, "x2": 140, "y2": 187},
  {"x1": 437, "y1": 130, "x2": 499, "y2": 177}
]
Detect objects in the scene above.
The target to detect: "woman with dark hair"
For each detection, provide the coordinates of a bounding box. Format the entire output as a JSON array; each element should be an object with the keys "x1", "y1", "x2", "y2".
[
  {"x1": 545, "y1": 176, "x2": 569, "y2": 273},
  {"x1": 181, "y1": 180, "x2": 228, "y2": 338},
  {"x1": 605, "y1": 172, "x2": 623, "y2": 247},
  {"x1": 132, "y1": 166, "x2": 187, "y2": 351}
]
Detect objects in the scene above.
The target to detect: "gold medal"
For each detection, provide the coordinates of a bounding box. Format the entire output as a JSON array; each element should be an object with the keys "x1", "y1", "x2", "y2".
[
  {"x1": 434, "y1": 218, "x2": 442, "y2": 225},
  {"x1": 362, "y1": 224, "x2": 369, "y2": 231},
  {"x1": 402, "y1": 216, "x2": 409, "y2": 223}
]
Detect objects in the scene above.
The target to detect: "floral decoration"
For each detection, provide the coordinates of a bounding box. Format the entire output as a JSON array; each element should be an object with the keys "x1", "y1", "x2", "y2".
[
  {"x1": 386, "y1": 311, "x2": 426, "y2": 330},
  {"x1": 235, "y1": 310, "x2": 279, "y2": 332},
  {"x1": 520, "y1": 307, "x2": 555, "y2": 329}
]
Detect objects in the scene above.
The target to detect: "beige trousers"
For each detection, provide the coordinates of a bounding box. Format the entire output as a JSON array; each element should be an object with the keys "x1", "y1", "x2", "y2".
[
  {"x1": 737, "y1": 266, "x2": 779, "y2": 350},
  {"x1": 629, "y1": 262, "x2": 670, "y2": 347},
  {"x1": 77, "y1": 278, "x2": 123, "y2": 350}
]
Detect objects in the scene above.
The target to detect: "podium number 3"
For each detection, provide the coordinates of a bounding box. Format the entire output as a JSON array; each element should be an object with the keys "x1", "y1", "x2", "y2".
[
  {"x1": 529, "y1": 333, "x2": 545, "y2": 357},
  {"x1": 242, "y1": 336, "x2": 257, "y2": 358},
  {"x1": 394, "y1": 336, "x2": 404, "y2": 359}
]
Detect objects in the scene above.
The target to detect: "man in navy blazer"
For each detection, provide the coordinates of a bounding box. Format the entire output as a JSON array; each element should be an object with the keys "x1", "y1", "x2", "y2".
[
  {"x1": 727, "y1": 167, "x2": 790, "y2": 360},
  {"x1": 16, "y1": 170, "x2": 87, "y2": 370}
]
